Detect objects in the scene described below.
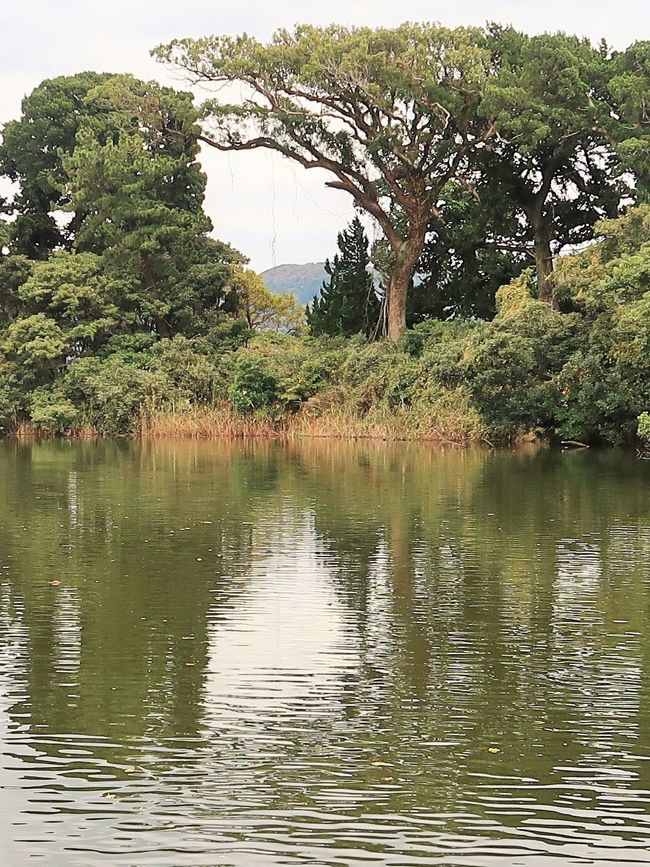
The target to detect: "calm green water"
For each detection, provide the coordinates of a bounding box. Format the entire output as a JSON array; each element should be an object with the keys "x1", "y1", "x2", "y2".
[{"x1": 1, "y1": 440, "x2": 650, "y2": 865}]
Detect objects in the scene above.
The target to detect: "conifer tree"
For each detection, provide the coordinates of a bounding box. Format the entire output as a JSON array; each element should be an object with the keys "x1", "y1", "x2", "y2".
[{"x1": 307, "y1": 218, "x2": 379, "y2": 337}]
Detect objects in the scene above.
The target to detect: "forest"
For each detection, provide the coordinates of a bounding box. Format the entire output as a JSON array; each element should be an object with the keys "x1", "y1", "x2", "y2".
[{"x1": 0, "y1": 24, "x2": 648, "y2": 446}]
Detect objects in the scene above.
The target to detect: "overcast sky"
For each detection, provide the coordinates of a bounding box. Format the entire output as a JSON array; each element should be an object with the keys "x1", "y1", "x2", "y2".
[{"x1": 2, "y1": 0, "x2": 648, "y2": 271}]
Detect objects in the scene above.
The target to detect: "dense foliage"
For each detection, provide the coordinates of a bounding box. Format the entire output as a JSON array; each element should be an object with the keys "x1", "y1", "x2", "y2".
[
  {"x1": 0, "y1": 73, "x2": 301, "y2": 434},
  {"x1": 1, "y1": 27, "x2": 649, "y2": 445},
  {"x1": 1, "y1": 206, "x2": 648, "y2": 444}
]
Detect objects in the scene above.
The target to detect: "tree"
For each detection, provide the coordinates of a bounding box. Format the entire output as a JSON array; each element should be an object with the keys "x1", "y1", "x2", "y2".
[
  {"x1": 155, "y1": 24, "x2": 495, "y2": 339},
  {"x1": 18, "y1": 252, "x2": 119, "y2": 353},
  {"x1": 0, "y1": 255, "x2": 32, "y2": 327},
  {"x1": 0, "y1": 72, "x2": 117, "y2": 258},
  {"x1": 609, "y1": 41, "x2": 650, "y2": 202},
  {"x1": 0, "y1": 251, "x2": 122, "y2": 394},
  {"x1": 0, "y1": 69, "x2": 257, "y2": 424},
  {"x1": 0, "y1": 72, "x2": 214, "y2": 264},
  {"x1": 61, "y1": 75, "x2": 245, "y2": 337},
  {"x1": 230, "y1": 266, "x2": 305, "y2": 333},
  {"x1": 308, "y1": 217, "x2": 379, "y2": 336},
  {"x1": 416, "y1": 182, "x2": 526, "y2": 320},
  {"x1": 480, "y1": 28, "x2": 629, "y2": 302}
]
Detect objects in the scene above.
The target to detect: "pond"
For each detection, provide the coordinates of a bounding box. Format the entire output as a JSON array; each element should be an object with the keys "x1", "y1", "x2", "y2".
[{"x1": 1, "y1": 439, "x2": 650, "y2": 865}]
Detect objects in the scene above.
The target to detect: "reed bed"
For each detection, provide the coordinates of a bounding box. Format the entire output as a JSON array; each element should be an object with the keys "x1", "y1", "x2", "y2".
[
  {"x1": 140, "y1": 405, "x2": 282, "y2": 440},
  {"x1": 11, "y1": 421, "x2": 100, "y2": 439},
  {"x1": 138, "y1": 401, "x2": 484, "y2": 444}
]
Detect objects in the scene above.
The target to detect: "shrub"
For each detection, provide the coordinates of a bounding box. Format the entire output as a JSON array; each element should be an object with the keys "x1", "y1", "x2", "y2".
[
  {"x1": 463, "y1": 300, "x2": 580, "y2": 436},
  {"x1": 63, "y1": 357, "x2": 169, "y2": 435},
  {"x1": 29, "y1": 389, "x2": 79, "y2": 433},
  {"x1": 151, "y1": 336, "x2": 226, "y2": 404},
  {"x1": 228, "y1": 354, "x2": 280, "y2": 415}
]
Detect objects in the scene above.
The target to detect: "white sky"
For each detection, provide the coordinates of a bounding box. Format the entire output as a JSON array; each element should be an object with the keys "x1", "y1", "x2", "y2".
[{"x1": 1, "y1": 0, "x2": 648, "y2": 271}]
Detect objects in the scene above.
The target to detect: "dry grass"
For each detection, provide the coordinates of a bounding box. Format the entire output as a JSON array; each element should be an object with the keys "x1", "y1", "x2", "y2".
[
  {"x1": 140, "y1": 404, "x2": 283, "y2": 440},
  {"x1": 7, "y1": 396, "x2": 487, "y2": 446},
  {"x1": 139, "y1": 399, "x2": 485, "y2": 445},
  {"x1": 11, "y1": 421, "x2": 100, "y2": 439}
]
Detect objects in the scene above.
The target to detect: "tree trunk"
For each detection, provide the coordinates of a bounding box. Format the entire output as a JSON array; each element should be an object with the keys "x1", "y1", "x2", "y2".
[
  {"x1": 525, "y1": 199, "x2": 555, "y2": 305},
  {"x1": 154, "y1": 316, "x2": 171, "y2": 337},
  {"x1": 387, "y1": 237, "x2": 424, "y2": 341},
  {"x1": 533, "y1": 230, "x2": 554, "y2": 304},
  {"x1": 387, "y1": 267, "x2": 409, "y2": 341}
]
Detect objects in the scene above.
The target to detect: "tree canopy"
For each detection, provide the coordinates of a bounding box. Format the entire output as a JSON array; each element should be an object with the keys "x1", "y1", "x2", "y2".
[
  {"x1": 0, "y1": 72, "x2": 116, "y2": 257},
  {"x1": 156, "y1": 24, "x2": 650, "y2": 323},
  {"x1": 478, "y1": 27, "x2": 630, "y2": 302},
  {"x1": 229, "y1": 266, "x2": 306, "y2": 333},
  {"x1": 609, "y1": 41, "x2": 650, "y2": 201},
  {"x1": 0, "y1": 72, "x2": 208, "y2": 260}
]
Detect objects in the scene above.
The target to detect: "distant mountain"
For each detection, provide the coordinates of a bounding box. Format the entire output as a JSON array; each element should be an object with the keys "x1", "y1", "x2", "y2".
[{"x1": 261, "y1": 262, "x2": 327, "y2": 306}]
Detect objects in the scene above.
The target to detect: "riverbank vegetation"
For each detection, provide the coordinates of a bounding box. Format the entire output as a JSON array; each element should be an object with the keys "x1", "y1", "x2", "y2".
[{"x1": 0, "y1": 25, "x2": 648, "y2": 445}]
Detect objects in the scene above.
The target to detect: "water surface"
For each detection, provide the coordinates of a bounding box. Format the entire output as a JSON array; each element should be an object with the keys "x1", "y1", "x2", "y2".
[{"x1": 1, "y1": 440, "x2": 650, "y2": 865}]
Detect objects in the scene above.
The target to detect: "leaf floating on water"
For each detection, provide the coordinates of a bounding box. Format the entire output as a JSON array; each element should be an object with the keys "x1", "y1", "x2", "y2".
[
  {"x1": 488, "y1": 747, "x2": 500, "y2": 753},
  {"x1": 49, "y1": 580, "x2": 61, "y2": 586}
]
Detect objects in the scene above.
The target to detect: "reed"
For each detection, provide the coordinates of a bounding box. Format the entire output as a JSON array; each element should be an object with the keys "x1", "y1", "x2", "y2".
[
  {"x1": 139, "y1": 400, "x2": 484, "y2": 444},
  {"x1": 140, "y1": 404, "x2": 283, "y2": 440},
  {"x1": 11, "y1": 421, "x2": 100, "y2": 439},
  {"x1": 6, "y1": 392, "x2": 486, "y2": 445}
]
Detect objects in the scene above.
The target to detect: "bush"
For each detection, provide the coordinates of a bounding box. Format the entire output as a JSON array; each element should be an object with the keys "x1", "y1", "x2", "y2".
[
  {"x1": 63, "y1": 357, "x2": 169, "y2": 435},
  {"x1": 29, "y1": 389, "x2": 79, "y2": 433},
  {"x1": 228, "y1": 354, "x2": 280, "y2": 415},
  {"x1": 463, "y1": 299, "x2": 580, "y2": 436},
  {"x1": 151, "y1": 336, "x2": 226, "y2": 404}
]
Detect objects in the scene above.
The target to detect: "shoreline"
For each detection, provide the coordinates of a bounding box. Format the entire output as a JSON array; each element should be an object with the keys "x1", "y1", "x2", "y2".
[{"x1": 5, "y1": 407, "x2": 534, "y2": 447}]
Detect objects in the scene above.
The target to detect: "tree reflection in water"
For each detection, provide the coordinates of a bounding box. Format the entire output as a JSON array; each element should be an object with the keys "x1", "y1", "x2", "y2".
[{"x1": 0, "y1": 439, "x2": 649, "y2": 864}]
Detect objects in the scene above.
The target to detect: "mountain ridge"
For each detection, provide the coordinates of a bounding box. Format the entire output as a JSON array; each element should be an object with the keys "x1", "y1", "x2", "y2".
[{"x1": 261, "y1": 262, "x2": 327, "y2": 305}]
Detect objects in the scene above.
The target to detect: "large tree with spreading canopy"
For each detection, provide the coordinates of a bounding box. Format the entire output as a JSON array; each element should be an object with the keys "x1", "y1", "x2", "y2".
[{"x1": 155, "y1": 23, "x2": 495, "y2": 340}]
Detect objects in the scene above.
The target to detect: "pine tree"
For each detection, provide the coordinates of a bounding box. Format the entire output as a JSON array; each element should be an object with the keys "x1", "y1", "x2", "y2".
[{"x1": 307, "y1": 218, "x2": 379, "y2": 337}]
